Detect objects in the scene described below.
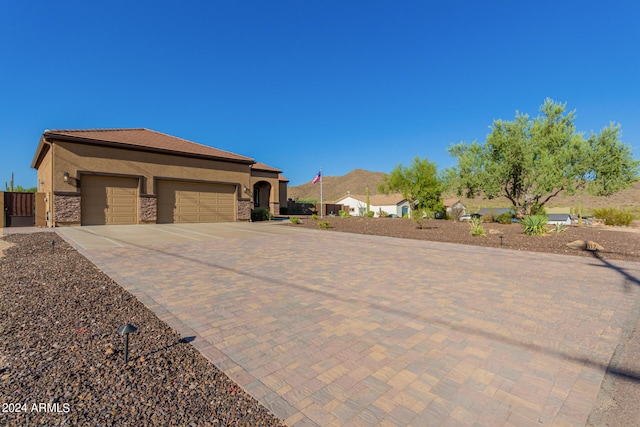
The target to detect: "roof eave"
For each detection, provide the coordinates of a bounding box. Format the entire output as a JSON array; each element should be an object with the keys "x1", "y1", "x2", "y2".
[{"x1": 43, "y1": 132, "x2": 255, "y2": 165}]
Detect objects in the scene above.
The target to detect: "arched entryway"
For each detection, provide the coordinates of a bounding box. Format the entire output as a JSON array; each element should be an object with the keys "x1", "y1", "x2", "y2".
[{"x1": 253, "y1": 181, "x2": 272, "y2": 212}]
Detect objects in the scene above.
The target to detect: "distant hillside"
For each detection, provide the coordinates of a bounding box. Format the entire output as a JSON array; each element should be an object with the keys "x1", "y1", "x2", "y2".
[{"x1": 288, "y1": 169, "x2": 386, "y2": 202}]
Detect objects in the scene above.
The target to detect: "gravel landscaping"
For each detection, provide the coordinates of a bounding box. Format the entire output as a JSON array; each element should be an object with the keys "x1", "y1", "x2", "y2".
[
  {"x1": 0, "y1": 232, "x2": 285, "y2": 427},
  {"x1": 288, "y1": 216, "x2": 640, "y2": 263}
]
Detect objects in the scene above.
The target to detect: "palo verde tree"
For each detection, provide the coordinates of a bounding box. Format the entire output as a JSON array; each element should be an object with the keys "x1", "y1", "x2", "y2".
[
  {"x1": 378, "y1": 156, "x2": 444, "y2": 212},
  {"x1": 446, "y1": 99, "x2": 639, "y2": 218}
]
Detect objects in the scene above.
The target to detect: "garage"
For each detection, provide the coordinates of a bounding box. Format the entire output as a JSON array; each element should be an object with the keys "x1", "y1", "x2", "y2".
[
  {"x1": 81, "y1": 175, "x2": 139, "y2": 225},
  {"x1": 156, "y1": 180, "x2": 236, "y2": 224}
]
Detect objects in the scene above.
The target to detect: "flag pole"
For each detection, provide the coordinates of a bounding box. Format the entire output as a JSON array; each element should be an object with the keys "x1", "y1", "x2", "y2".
[{"x1": 320, "y1": 167, "x2": 323, "y2": 219}]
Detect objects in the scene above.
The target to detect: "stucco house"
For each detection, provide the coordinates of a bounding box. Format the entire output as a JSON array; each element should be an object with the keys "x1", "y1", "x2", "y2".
[
  {"x1": 335, "y1": 193, "x2": 410, "y2": 217},
  {"x1": 443, "y1": 198, "x2": 466, "y2": 218},
  {"x1": 31, "y1": 128, "x2": 287, "y2": 227}
]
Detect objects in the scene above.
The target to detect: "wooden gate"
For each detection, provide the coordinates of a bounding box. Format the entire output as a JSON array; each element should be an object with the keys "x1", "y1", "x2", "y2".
[{"x1": 4, "y1": 192, "x2": 35, "y2": 227}]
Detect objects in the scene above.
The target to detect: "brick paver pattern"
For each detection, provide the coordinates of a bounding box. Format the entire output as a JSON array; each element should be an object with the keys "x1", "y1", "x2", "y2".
[{"x1": 59, "y1": 223, "x2": 640, "y2": 426}]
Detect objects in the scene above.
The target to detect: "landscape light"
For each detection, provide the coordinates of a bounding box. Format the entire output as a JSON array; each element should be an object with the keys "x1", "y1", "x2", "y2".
[
  {"x1": 499, "y1": 235, "x2": 504, "y2": 246},
  {"x1": 51, "y1": 240, "x2": 55, "y2": 254},
  {"x1": 117, "y1": 323, "x2": 138, "y2": 363}
]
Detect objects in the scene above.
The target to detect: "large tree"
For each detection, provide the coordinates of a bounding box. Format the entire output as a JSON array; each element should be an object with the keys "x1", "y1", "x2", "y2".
[
  {"x1": 378, "y1": 156, "x2": 444, "y2": 212},
  {"x1": 446, "y1": 99, "x2": 639, "y2": 218}
]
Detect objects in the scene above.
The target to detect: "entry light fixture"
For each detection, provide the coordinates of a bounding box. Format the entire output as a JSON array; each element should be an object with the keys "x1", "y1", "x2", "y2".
[
  {"x1": 63, "y1": 172, "x2": 69, "y2": 183},
  {"x1": 117, "y1": 323, "x2": 138, "y2": 363}
]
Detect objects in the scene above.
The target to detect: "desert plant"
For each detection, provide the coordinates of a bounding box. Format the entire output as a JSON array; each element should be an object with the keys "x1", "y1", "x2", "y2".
[
  {"x1": 365, "y1": 211, "x2": 375, "y2": 218},
  {"x1": 520, "y1": 215, "x2": 548, "y2": 236},
  {"x1": 411, "y1": 209, "x2": 426, "y2": 229},
  {"x1": 496, "y1": 212, "x2": 514, "y2": 225},
  {"x1": 310, "y1": 213, "x2": 318, "y2": 220},
  {"x1": 379, "y1": 209, "x2": 389, "y2": 218},
  {"x1": 338, "y1": 210, "x2": 350, "y2": 218},
  {"x1": 469, "y1": 217, "x2": 486, "y2": 236},
  {"x1": 592, "y1": 207, "x2": 634, "y2": 226},
  {"x1": 289, "y1": 217, "x2": 301, "y2": 224},
  {"x1": 317, "y1": 221, "x2": 331, "y2": 229},
  {"x1": 481, "y1": 209, "x2": 499, "y2": 223},
  {"x1": 552, "y1": 222, "x2": 567, "y2": 233},
  {"x1": 251, "y1": 208, "x2": 272, "y2": 221}
]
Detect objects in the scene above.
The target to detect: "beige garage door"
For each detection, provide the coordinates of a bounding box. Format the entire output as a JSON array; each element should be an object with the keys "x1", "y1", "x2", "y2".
[
  {"x1": 81, "y1": 176, "x2": 138, "y2": 225},
  {"x1": 156, "y1": 180, "x2": 235, "y2": 224}
]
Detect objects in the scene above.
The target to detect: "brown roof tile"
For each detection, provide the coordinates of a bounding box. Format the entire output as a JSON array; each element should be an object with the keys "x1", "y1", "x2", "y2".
[
  {"x1": 43, "y1": 128, "x2": 254, "y2": 163},
  {"x1": 251, "y1": 162, "x2": 282, "y2": 173}
]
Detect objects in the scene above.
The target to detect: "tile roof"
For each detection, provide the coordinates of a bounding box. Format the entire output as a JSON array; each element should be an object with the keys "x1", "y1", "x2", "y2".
[
  {"x1": 42, "y1": 128, "x2": 254, "y2": 163},
  {"x1": 251, "y1": 162, "x2": 282, "y2": 173}
]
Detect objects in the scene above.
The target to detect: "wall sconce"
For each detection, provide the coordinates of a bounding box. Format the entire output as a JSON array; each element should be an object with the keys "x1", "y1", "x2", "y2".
[{"x1": 63, "y1": 172, "x2": 69, "y2": 183}]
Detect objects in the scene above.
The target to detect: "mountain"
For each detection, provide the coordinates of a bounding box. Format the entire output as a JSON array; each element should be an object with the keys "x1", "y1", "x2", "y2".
[{"x1": 287, "y1": 169, "x2": 387, "y2": 202}]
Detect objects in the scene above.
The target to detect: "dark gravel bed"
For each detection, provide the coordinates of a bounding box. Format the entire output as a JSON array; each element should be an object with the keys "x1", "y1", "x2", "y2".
[
  {"x1": 288, "y1": 216, "x2": 640, "y2": 262},
  {"x1": 0, "y1": 232, "x2": 285, "y2": 427}
]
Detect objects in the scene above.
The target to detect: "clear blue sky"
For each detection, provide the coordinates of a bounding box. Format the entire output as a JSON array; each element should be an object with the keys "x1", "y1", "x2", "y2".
[{"x1": 1, "y1": 1, "x2": 638, "y2": 188}]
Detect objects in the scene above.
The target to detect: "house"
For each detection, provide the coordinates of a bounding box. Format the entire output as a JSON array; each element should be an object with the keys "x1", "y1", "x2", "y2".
[
  {"x1": 443, "y1": 198, "x2": 466, "y2": 218},
  {"x1": 335, "y1": 193, "x2": 411, "y2": 217},
  {"x1": 31, "y1": 128, "x2": 287, "y2": 227},
  {"x1": 547, "y1": 213, "x2": 572, "y2": 225}
]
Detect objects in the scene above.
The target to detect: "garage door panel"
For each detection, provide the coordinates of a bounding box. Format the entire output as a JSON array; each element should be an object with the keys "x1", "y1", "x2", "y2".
[
  {"x1": 81, "y1": 176, "x2": 138, "y2": 225},
  {"x1": 157, "y1": 180, "x2": 235, "y2": 224}
]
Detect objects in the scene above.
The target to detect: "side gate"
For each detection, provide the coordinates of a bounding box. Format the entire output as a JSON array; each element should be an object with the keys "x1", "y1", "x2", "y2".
[{"x1": 4, "y1": 192, "x2": 35, "y2": 227}]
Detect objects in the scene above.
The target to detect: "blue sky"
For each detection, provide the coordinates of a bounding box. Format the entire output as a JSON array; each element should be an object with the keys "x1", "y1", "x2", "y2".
[{"x1": 1, "y1": 1, "x2": 639, "y2": 188}]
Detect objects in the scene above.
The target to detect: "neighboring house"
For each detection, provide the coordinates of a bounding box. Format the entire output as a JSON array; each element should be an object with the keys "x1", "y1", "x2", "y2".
[
  {"x1": 443, "y1": 198, "x2": 466, "y2": 218},
  {"x1": 335, "y1": 193, "x2": 411, "y2": 217},
  {"x1": 476, "y1": 208, "x2": 513, "y2": 218},
  {"x1": 547, "y1": 213, "x2": 572, "y2": 225},
  {"x1": 31, "y1": 128, "x2": 287, "y2": 227}
]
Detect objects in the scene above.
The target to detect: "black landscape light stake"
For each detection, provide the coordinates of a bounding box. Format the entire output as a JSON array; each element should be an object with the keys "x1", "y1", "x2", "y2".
[
  {"x1": 117, "y1": 324, "x2": 138, "y2": 363},
  {"x1": 499, "y1": 235, "x2": 504, "y2": 246},
  {"x1": 51, "y1": 240, "x2": 55, "y2": 254}
]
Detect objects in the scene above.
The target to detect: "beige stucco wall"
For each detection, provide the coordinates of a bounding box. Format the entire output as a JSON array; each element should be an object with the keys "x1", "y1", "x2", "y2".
[
  {"x1": 53, "y1": 141, "x2": 252, "y2": 196},
  {"x1": 36, "y1": 145, "x2": 53, "y2": 226},
  {"x1": 250, "y1": 170, "x2": 281, "y2": 212}
]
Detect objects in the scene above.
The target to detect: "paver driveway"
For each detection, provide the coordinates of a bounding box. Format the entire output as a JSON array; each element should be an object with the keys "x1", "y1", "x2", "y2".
[{"x1": 57, "y1": 222, "x2": 640, "y2": 426}]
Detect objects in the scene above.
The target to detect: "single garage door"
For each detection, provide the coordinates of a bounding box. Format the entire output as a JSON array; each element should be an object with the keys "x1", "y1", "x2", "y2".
[
  {"x1": 156, "y1": 180, "x2": 235, "y2": 223},
  {"x1": 81, "y1": 176, "x2": 139, "y2": 225}
]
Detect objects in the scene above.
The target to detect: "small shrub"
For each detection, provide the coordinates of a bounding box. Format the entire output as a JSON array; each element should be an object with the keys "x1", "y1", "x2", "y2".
[
  {"x1": 317, "y1": 221, "x2": 331, "y2": 229},
  {"x1": 251, "y1": 208, "x2": 272, "y2": 221},
  {"x1": 365, "y1": 211, "x2": 375, "y2": 218},
  {"x1": 289, "y1": 217, "x2": 301, "y2": 224},
  {"x1": 310, "y1": 213, "x2": 318, "y2": 221},
  {"x1": 338, "y1": 210, "x2": 350, "y2": 218},
  {"x1": 592, "y1": 207, "x2": 634, "y2": 226},
  {"x1": 481, "y1": 209, "x2": 499, "y2": 223},
  {"x1": 411, "y1": 209, "x2": 426, "y2": 229},
  {"x1": 379, "y1": 210, "x2": 389, "y2": 218},
  {"x1": 496, "y1": 212, "x2": 514, "y2": 225},
  {"x1": 469, "y1": 217, "x2": 486, "y2": 236},
  {"x1": 520, "y1": 215, "x2": 548, "y2": 236},
  {"x1": 552, "y1": 222, "x2": 567, "y2": 233}
]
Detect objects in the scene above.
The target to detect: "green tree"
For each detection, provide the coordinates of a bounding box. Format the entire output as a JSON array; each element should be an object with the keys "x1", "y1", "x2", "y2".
[
  {"x1": 446, "y1": 99, "x2": 639, "y2": 218},
  {"x1": 378, "y1": 156, "x2": 444, "y2": 212}
]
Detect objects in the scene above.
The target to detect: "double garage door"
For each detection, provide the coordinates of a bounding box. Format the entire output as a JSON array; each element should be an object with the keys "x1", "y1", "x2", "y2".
[
  {"x1": 81, "y1": 176, "x2": 235, "y2": 225},
  {"x1": 157, "y1": 180, "x2": 235, "y2": 224}
]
